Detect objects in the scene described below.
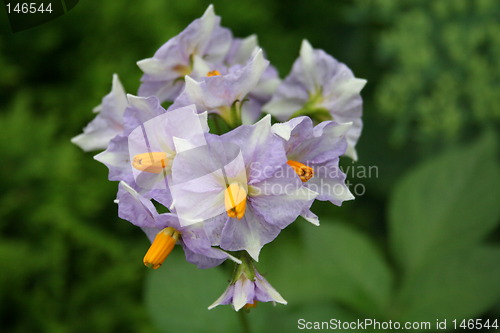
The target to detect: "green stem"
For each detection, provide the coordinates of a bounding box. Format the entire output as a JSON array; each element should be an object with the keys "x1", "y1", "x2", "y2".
[
  {"x1": 238, "y1": 308, "x2": 251, "y2": 333},
  {"x1": 230, "y1": 100, "x2": 243, "y2": 128}
]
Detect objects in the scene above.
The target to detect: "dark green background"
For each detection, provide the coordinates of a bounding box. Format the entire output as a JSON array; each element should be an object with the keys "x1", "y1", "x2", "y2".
[{"x1": 0, "y1": 0, "x2": 499, "y2": 332}]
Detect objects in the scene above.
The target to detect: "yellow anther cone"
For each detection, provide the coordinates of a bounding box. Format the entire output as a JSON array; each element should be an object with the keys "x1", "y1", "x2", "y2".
[
  {"x1": 287, "y1": 160, "x2": 314, "y2": 182},
  {"x1": 132, "y1": 152, "x2": 168, "y2": 174},
  {"x1": 207, "y1": 70, "x2": 221, "y2": 77},
  {"x1": 143, "y1": 227, "x2": 180, "y2": 269},
  {"x1": 224, "y1": 183, "x2": 247, "y2": 220}
]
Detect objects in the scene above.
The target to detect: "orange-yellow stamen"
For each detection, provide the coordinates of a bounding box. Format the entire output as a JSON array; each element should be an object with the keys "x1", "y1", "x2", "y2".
[
  {"x1": 224, "y1": 183, "x2": 247, "y2": 220},
  {"x1": 243, "y1": 301, "x2": 258, "y2": 309},
  {"x1": 143, "y1": 227, "x2": 180, "y2": 269},
  {"x1": 132, "y1": 152, "x2": 168, "y2": 174},
  {"x1": 287, "y1": 160, "x2": 314, "y2": 182},
  {"x1": 207, "y1": 70, "x2": 221, "y2": 77}
]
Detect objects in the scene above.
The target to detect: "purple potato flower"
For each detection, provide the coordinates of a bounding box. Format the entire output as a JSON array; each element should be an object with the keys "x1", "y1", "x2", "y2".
[
  {"x1": 169, "y1": 115, "x2": 317, "y2": 260},
  {"x1": 264, "y1": 40, "x2": 366, "y2": 160},
  {"x1": 272, "y1": 116, "x2": 354, "y2": 225},
  {"x1": 208, "y1": 256, "x2": 286, "y2": 311},
  {"x1": 137, "y1": 5, "x2": 232, "y2": 102},
  {"x1": 168, "y1": 49, "x2": 269, "y2": 126},
  {"x1": 95, "y1": 102, "x2": 208, "y2": 208}
]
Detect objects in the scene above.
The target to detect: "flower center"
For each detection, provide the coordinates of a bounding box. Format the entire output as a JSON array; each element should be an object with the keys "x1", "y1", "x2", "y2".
[
  {"x1": 143, "y1": 227, "x2": 180, "y2": 269},
  {"x1": 207, "y1": 70, "x2": 221, "y2": 77},
  {"x1": 173, "y1": 64, "x2": 191, "y2": 76},
  {"x1": 287, "y1": 160, "x2": 314, "y2": 182},
  {"x1": 132, "y1": 152, "x2": 168, "y2": 174},
  {"x1": 224, "y1": 182, "x2": 247, "y2": 220},
  {"x1": 243, "y1": 301, "x2": 258, "y2": 310}
]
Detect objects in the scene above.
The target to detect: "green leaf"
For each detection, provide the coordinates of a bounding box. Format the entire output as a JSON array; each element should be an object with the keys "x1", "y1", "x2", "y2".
[
  {"x1": 389, "y1": 132, "x2": 500, "y2": 274},
  {"x1": 395, "y1": 246, "x2": 500, "y2": 322},
  {"x1": 144, "y1": 251, "x2": 239, "y2": 333},
  {"x1": 259, "y1": 221, "x2": 393, "y2": 317}
]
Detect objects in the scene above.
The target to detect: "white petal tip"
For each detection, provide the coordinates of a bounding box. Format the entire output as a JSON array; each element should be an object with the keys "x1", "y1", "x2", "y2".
[
  {"x1": 344, "y1": 147, "x2": 358, "y2": 161},
  {"x1": 136, "y1": 58, "x2": 151, "y2": 70},
  {"x1": 300, "y1": 39, "x2": 313, "y2": 53},
  {"x1": 301, "y1": 210, "x2": 320, "y2": 226},
  {"x1": 184, "y1": 75, "x2": 198, "y2": 85},
  {"x1": 111, "y1": 74, "x2": 124, "y2": 88},
  {"x1": 203, "y1": 4, "x2": 215, "y2": 17},
  {"x1": 308, "y1": 219, "x2": 320, "y2": 227},
  {"x1": 247, "y1": 250, "x2": 260, "y2": 262},
  {"x1": 71, "y1": 134, "x2": 93, "y2": 152},
  {"x1": 271, "y1": 123, "x2": 292, "y2": 141}
]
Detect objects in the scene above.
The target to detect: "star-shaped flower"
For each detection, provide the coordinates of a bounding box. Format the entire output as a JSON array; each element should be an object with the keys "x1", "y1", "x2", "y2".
[
  {"x1": 272, "y1": 116, "x2": 354, "y2": 225},
  {"x1": 137, "y1": 5, "x2": 232, "y2": 102},
  {"x1": 264, "y1": 40, "x2": 366, "y2": 160},
  {"x1": 169, "y1": 116, "x2": 317, "y2": 260}
]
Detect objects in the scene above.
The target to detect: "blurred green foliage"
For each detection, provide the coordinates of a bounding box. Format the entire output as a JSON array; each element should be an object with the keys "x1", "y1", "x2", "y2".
[
  {"x1": 356, "y1": 0, "x2": 500, "y2": 151},
  {"x1": 0, "y1": 0, "x2": 499, "y2": 332}
]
